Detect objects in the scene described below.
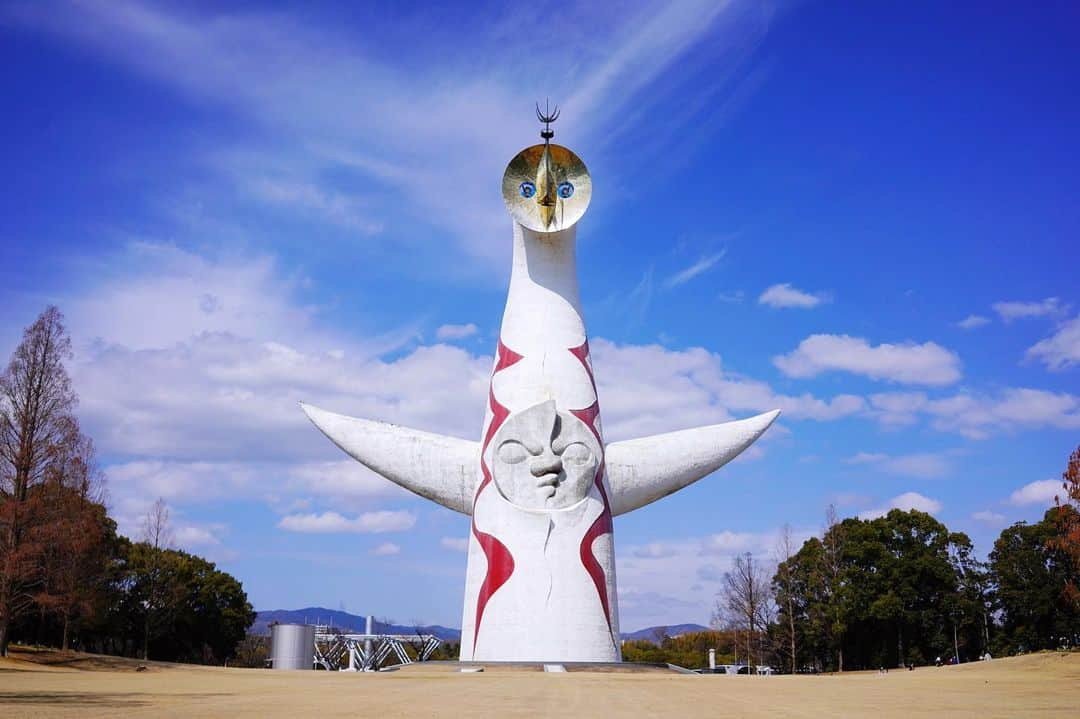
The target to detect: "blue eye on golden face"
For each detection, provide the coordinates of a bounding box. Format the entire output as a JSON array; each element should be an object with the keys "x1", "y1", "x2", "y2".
[
  {"x1": 520, "y1": 181, "x2": 536, "y2": 198},
  {"x1": 557, "y1": 181, "x2": 574, "y2": 199}
]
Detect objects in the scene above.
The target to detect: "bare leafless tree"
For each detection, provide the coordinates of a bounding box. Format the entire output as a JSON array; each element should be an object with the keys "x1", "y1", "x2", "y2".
[
  {"x1": 774, "y1": 523, "x2": 798, "y2": 673},
  {"x1": 0, "y1": 306, "x2": 77, "y2": 656},
  {"x1": 140, "y1": 497, "x2": 173, "y2": 660},
  {"x1": 823, "y1": 504, "x2": 846, "y2": 672},
  {"x1": 719, "y1": 552, "x2": 772, "y2": 671},
  {"x1": 141, "y1": 497, "x2": 173, "y2": 551}
]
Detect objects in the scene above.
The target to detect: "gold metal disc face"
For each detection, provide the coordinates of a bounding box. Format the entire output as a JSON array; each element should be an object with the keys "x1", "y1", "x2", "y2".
[{"x1": 501, "y1": 143, "x2": 592, "y2": 233}]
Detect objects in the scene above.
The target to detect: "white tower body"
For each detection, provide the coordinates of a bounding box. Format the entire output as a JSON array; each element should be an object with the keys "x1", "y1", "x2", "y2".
[
  {"x1": 461, "y1": 223, "x2": 618, "y2": 661},
  {"x1": 299, "y1": 119, "x2": 779, "y2": 664}
]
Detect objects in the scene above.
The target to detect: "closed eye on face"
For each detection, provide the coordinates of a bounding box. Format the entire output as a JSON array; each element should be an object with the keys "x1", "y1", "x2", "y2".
[
  {"x1": 497, "y1": 440, "x2": 530, "y2": 464},
  {"x1": 559, "y1": 442, "x2": 593, "y2": 466}
]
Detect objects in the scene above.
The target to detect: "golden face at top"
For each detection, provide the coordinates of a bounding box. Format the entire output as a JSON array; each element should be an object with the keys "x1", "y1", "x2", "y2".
[{"x1": 502, "y1": 141, "x2": 592, "y2": 233}]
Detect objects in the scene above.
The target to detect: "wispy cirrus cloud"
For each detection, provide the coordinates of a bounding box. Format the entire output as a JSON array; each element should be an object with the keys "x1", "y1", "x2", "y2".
[
  {"x1": 6, "y1": 0, "x2": 777, "y2": 266},
  {"x1": 664, "y1": 251, "x2": 726, "y2": 288}
]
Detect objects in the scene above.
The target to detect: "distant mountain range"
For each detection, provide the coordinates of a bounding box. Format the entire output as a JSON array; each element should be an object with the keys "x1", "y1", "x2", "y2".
[
  {"x1": 619, "y1": 623, "x2": 711, "y2": 641},
  {"x1": 252, "y1": 608, "x2": 461, "y2": 641},
  {"x1": 253, "y1": 608, "x2": 707, "y2": 643}
]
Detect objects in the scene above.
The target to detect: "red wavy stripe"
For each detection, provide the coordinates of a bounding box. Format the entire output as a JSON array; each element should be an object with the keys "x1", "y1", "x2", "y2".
[
  {"x1": 579, "y1": 459, "x2": 614, "y2": 636},
  {"x1": 568, "y1": 339, "x2": 597, "y2": 396},
  {"x1": 568, "y1": 342, "x2": 616, "y2": 640},
  {"x1": 470, "y1": 339, "x2": 523, "y2": 651}
]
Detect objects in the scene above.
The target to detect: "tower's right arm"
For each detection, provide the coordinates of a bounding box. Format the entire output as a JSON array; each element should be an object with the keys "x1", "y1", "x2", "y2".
[
  {"x1": 604, "y1": 410, "x2": 780, "y2": 516},
  {"x1": 300, "y1": 403, "x2": 478, "y2": 515}
]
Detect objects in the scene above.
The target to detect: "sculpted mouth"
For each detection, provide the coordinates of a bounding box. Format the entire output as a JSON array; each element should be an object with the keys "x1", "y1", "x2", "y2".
[{"x1": 536, "y1": 474, "x2": 561, "y2": 495}]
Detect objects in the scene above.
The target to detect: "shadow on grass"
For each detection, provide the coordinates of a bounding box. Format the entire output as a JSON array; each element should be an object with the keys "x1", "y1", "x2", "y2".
[{"x1": 0, "y1": 691, "x2": 229, "y2": 707}]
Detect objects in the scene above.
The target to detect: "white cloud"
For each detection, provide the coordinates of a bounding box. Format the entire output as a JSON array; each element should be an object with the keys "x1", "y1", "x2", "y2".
[
  {"x1": 867, "y1": 388, "x2": 1080, "y2": 438},
  {"x1": 845, "y1": 452, "x2": 888, "y2": 465},
  {"x1": 993, "y1": 297, "x2": 1066, "y2": 322},
  {"x1": 46, "y1": 243, "x2": 881, "y2": 540},
  {"x1": 77, "y1": 333, "x2": 489, "y2": 463},
  {"x1": 830, "y1": 492, "x2": 871, "y2": 508},
  {"x1": 890, "y1": 491, "x2": 942, "y2": 514},
  {"x1": 758, "y1": 283, "x2": 828, "y2": 309},
  {"x1": 435, "y1": 323, "x2": 479, "y2": 341},
  {"x1": 700, "y1": 531, "x2": 761, "y2": 555},
  {"x1": 68, "y1": 242, "x2": 323, "y2": 352},
  {"x1": 631, "y1": 542, "x2": 683, "y2": 559},
  {"x1": 972, "y1": 510, "x2": 1006, "y2": 525},
  {"x1": 277, "y1": 510, "x2": 417, "y2": 534},
  {"x1": 843, "y1": 451, "x2": 954, "y2": 479},
  {"x1": 592, "y1": 339, "x2": 863, "y2": 440},
  {"x1": 285, "y1": 460, "x2": 409, "y2": 505},
  {"x1": 1008, "y1": 479, "x2": 1061, "y2": 507},
  {"x1": 868, "y1": 392, "x2": 929, "y2": 426},
  {"x1": 175, "y1": 525, "x2": 224, "y2": 548},
  {"x1": 369, "y1": 542, "x2": 401, "y2": 557},
  {"x1": 107, "y1": 460, "x2": 261, "y2": 503},
  {"x1": 617, "y1": 526, "x2": 814, "y2": 628},
  {"x1": 68, "y1": 245, "x2": 490, "y2": 464},
  {"x1": 440, "y1": 536, "x2": 469, "y2": 552},
  {"x1": 664, "y1": 251, "x2": 726, "y2": 288},
  {"x1": 925, "y1": 388, "x2": 1080, "y2": 439},
  {"x1": 1027, "y1": 316, "x2": 1080, "y2": 370},
  {"x1": 956, "y1": 314, "x2": 990, "y2": 330},
  {"x1": 860, "y1": 492, "x2": 942, "y2": 519},
  {"x1": 773, "y1": 334, "x2": 962, "y2": 386}
]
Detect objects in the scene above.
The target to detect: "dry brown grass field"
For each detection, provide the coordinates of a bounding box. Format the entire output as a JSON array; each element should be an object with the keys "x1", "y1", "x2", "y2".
[{"x1": 1, "y1": 647, "x2": 1077, "y2": 718}]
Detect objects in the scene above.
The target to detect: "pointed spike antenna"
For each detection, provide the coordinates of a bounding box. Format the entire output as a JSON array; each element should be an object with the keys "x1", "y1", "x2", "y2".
[{"x1": 536, "y1": 99, "x2": 559, "y2": 140}]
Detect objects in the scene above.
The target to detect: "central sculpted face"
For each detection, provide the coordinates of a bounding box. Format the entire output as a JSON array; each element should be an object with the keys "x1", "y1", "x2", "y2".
[
  {"x1": 491, "y1": 400, "x2": 600, "y2": 510},
  {"x1": 502, "y1": 143, "x2": 592, "y2": 233}
]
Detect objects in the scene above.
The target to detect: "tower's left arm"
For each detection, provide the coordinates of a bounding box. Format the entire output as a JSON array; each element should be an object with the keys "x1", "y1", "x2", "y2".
[{"x1": 300, "y1": 402, "x2": 478, "y2": 515}]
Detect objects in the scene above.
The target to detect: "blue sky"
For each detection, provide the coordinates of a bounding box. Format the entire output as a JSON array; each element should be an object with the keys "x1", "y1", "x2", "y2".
[{"x1": 1, "y1": 0, "x2": 1078, "y2": 630}]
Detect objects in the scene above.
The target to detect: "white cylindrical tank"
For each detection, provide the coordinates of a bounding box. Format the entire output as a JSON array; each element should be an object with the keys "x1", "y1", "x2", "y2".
[
  {"x1": 709, "y1": 648, "x2": 716, "y2": 670},
  {"x1": 270, "y1": 623, "x2": 315, "y2": 670}
]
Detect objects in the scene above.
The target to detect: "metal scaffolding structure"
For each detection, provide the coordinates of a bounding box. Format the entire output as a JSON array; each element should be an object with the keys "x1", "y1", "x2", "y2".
[{"x1": 312, "y1": 625, "x2": 441, "y2": 672}]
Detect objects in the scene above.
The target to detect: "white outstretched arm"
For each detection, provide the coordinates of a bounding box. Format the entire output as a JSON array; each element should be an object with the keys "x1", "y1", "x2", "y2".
[
  {"x1": 605, "y1": 410, "x2": 780, "y2": 516},
  {"x1": 300, "y1": 402, "x2": 479, "y2": 515}
]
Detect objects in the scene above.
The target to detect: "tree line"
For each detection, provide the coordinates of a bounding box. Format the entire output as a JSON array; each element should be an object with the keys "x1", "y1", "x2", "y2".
[
  {"x1": 0, "y1": 306, "x2": 254, "y2": 662},
  {"x1": 705, "y1": 446, "x2": 1079, "y2": 673}
]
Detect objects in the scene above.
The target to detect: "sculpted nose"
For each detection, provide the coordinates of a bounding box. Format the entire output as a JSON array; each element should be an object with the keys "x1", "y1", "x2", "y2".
[
  {"x1": 530, "y1": 450, "x2": 562, "y2": 477},
  {"x1": 536, "y1": 142, "x2": 557, "y2": 228}
]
